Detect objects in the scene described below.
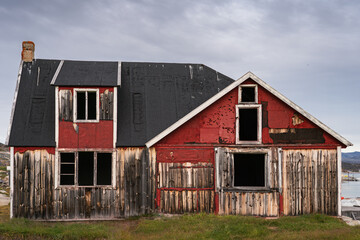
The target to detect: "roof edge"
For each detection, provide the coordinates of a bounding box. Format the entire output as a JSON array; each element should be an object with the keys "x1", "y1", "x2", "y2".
[
  {"x1": 248, "y1": 73, "x2": 352, "y2": 147},
  {"x1": 145, "y1": 71, "x2": 252, "y2": 147},
  {"x1": 146, "y1": 71, "x2": 352, "y2": 148},
  {"x1": 6, "y1": 60, "x2": 23, "y2": 146}
]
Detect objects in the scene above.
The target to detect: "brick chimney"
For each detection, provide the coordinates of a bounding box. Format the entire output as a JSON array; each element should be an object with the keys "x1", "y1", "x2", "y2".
[{"x1": 21, "y1": 41, "x2": 35, "y2": 62}]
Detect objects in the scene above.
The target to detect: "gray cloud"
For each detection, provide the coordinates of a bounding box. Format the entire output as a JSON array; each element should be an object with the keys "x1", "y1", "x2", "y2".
[{"x1": 0, "y1": 0, "x2": 358, "y2": 151}]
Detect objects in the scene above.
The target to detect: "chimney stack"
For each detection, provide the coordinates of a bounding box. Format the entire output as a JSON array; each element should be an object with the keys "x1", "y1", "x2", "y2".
[{"x1": 21, "y1": 41, "x2": 35, "y2": 62}]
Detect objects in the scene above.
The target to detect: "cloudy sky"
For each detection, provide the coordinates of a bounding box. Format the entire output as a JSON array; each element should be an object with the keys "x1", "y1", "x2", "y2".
[{"x1": 0, "y1": 0, "x2": 359, "y2": 151}]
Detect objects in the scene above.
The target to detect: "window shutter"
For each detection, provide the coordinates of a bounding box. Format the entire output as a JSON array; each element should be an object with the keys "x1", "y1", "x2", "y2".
[
  {"x1": 59, "y1": 90, "x2": 73, "y2": 121},
  {"x1": 100, "y1": 89, "x2": 113, "y2": 120}
]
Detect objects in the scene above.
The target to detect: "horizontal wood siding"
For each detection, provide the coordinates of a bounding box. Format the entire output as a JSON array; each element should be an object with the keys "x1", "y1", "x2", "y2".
[
  {"x1": 13, "y1": 148, "x2": 156, "y2": 220},
  {"x1": 282, "y1": 149, "x2": 338, "y2": 215},
  {"x1": 216, "y1": 147, "x2": 279, "y2": 216}
]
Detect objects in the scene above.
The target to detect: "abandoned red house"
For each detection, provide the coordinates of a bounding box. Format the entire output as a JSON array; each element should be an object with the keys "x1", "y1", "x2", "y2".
[{"x1": 6, "y1": 42, "x2": 352, "y2": 220}]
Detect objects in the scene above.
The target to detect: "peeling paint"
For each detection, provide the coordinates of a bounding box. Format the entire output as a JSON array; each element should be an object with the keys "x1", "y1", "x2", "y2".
[{"x1": 292, "y1": 113, "x2": 304, "y2": 126}]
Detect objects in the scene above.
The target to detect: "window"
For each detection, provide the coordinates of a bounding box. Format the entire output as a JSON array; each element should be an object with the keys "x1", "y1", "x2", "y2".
[
  {"x1": 239, "y1": 84, "x2": 258, "y2": 103},
  {"x1": 74, "y1": 89, "x2": 99, "y2": 122},
  {"x1": 59, "y1": 151, "x2": 112, "y2": 186},
  {"x1": 234, "y1": 153, "x2": 265, "y2": 187},
  {"x1": 236, "y1": 104, "x2": 262, "y2": 144}
]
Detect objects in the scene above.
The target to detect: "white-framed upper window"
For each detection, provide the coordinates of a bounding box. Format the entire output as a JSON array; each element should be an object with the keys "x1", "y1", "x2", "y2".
[
  {"x1": 238, "y1": 84, "x2": 258, "y2": 103},
  {"x1": 236, "y1": 104, "x2": 262, "y2": 144},
  {"x1": 73, "y1": 88, "x2": 99, "y2": 122}
]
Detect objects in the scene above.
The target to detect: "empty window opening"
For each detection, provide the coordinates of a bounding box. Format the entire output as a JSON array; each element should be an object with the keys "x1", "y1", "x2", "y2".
[
  {"x1": 234, "y1": 153, "x2": 265, "y2": 187},
  {"x1": 88, "y1": 91, "x2": 96, "y2": 120},
  {"x1": 97, "y1": 153, "x2": 112, "y2": 185},
  {"x1": 59, "y1": 151, "x2": 112, "y2": 187},
  {"x1": 75, "y1": 89, "x2": 98, "y2": 121},
  {"x1": 60, "y1": 153, "x2": 75, "y2": 185},
  {"x1": 78, "y1": 152, "x2": 94, "y2": 186},
  {"x1": 241, "y1": 87, "x2": 255, "y2": 102},
  {"x1": 77, "y1": 92, "x2": 86, "y2": 120},
  {"x1": 239, "y1": 108, "x2": 258, "y2": 140}
]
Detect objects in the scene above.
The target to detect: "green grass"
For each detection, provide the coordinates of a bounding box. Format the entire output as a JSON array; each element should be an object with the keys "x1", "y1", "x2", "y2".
[
  {"x1": 0, "y1": 205, "x2": 360, "y2": 239},
  {"x1": 0, "y1": 166, "x2": 7, "y2": 171}
]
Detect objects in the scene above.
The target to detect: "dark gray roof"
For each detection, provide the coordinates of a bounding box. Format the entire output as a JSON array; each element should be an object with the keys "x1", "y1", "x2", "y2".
[
  {"x1": 8, "y1": 60, "x2": 234, "y2": 147},
  {"x1": 116, "y1": 62, "x2": 234, "y2": 146},
  {"x1": 52, "y1": 60, "x2": 118, "y2": 86},
  {"x1": 8, "y1": 59, "x2": 59, "y2": 147}
]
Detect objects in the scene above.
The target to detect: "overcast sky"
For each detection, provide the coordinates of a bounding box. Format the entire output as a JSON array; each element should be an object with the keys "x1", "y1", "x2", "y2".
[{"x1": 0, "y1": 0, "x2": 359, "y2": 152}]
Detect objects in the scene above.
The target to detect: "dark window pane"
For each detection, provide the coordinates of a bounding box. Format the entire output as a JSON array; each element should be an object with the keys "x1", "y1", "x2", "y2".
[
  {"x1": 88, "y1": 91, "x2": 97, "y2": 120},
  {"x1": 241, "y1": 87, "x2": 255, "y2": 102},
  {"x1": 239, "y1": 108, "x2": 258, "y2": 141},
  {"x1": 61, "y1": 153, "x2": 75, "y2": 163},
  {"x1": 78, "y1": 152, "x2": 94, "y2": 186},
  {"x1": 234, "y1": 154, "x2": 265, "y2": 187},
  {"x1": 61, "y1": 164, "x2": 74, "y2": 174},
  {"x1": 60, "y1": 175, "x2": 74, "y2": 185},
  {"x1": 77, "y1": 92, "x2": 86, "y2": 120},
  {"x1": 97, "y1": 153, "x2": 112, "y2": 185}
]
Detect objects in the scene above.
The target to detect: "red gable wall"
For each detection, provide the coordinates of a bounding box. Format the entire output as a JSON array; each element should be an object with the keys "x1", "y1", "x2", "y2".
[{"x1": 157, "y1": 79, "x2": 342, "y2": 147}]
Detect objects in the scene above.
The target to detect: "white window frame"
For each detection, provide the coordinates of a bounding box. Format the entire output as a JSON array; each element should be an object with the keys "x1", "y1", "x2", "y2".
[
  {"x1": 238, "y1": 84, "x2": 258, "y2": 103},
  {"x1": 58, "y1": 150, "x2": 113, "y2": 187},
  {"x1": 73, "y1": 88, "x2": 99, "y2": 123},
  {"x1": 236, "y1": 104, "x2": 262, "y2": 144},
  {"x1": 231, "y1": 148, "x2": 271, "y2": 190}
]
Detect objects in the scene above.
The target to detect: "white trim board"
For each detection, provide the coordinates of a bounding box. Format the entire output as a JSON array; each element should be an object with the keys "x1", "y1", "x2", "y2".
[
  {"x1": 50, "y1": 60, "x2": 64, "y2": 85},
  {"x1": 145, "y1": 71, "x2": 352, "y2": 147},
  {"x1": 6, "y1": 61, "x2": 23, "y2": 145}
]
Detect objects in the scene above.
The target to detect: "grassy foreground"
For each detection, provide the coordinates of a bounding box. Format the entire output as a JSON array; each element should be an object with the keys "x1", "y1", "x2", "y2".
[{"x1": 0, "y1": 205, "x2": 360, "y2": 239}]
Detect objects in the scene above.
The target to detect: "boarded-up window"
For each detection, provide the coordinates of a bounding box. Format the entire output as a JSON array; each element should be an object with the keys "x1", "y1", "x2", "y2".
[{"x1": 234, "y1": 153, "x2": 265, "y2": 187}]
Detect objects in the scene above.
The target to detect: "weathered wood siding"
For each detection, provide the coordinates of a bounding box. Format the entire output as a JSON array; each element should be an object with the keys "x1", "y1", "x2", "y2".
[
  {"x1": 13, "y1": 150, "x2": 54, "y2": 219},
  {"x1": 100, "y1": 90, "x2": 113, "y2": 120},
  {"x1": 157, "y1": 162, "x2": 215, "y2": 213},
  {"x1": 216, "y1": 147, "x2": 279, "y2": 216},
  {"x1": 219, "y1": 191, "x2": 279, "y2": 216},
  {"x1": 159, "y1": 190, "x2": 215, "y2": 213},
  {"x1": 156, "y1": 147, "x2": 215, "y2": 213},
  {"x1": 13, "y1": 147, "x2": 156, "y2": 220},
  {"x1": 59, "y1": 90, "x2": 72, "y2": 121},
  {"x1": 282, "y1": 149, "x2": 338, "y2": 215}
]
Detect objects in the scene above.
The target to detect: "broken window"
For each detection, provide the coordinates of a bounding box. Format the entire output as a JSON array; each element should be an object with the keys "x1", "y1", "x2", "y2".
[
  {"x1": 78, "y1": 152, "x2": 94, "y2": 186},
  {"x1": 234, "y1": 153, "x2": 265, "y2": 187},
  {"x1": 59, "y1": 151, "x2": 112, "y2": 186},
  {"x1": 97, "y1": 153, "x2": 112, "y2": 185},
  {"x1": 236, "y1": 104, "x2": 262, "y2": 144},
  {"x1": 74, "y1": 89, "x2": 99, "y2": 122},
  {"x1": 239, "y1": 84, "x2": 258, "y2": 103},
  {"x1": 60, "y1": 153, "x2": 75, "y2": 185}
]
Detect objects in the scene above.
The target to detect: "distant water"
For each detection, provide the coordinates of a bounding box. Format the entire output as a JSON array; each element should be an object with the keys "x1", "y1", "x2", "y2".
[{"x1": 342, "y1": 172, "x2": 360, "y2": 198}]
